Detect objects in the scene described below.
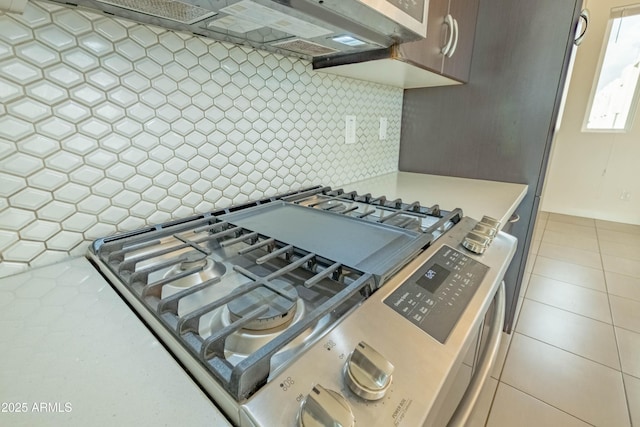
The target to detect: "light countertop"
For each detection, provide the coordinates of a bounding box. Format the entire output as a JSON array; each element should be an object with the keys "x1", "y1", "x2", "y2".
[
  {"x1": 343, "y1": 172, "x2": 528, "y2": 230},
  {"x1": 0, "y1": 257, "x2": 231, "y2": 427}
]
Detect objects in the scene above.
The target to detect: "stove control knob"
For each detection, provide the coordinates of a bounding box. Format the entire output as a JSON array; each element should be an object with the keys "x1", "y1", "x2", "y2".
[
  {"x1": 479, "y1": 215, "x2": 501, "y2": 231},
  {"x1": 472, "y1": 222, "x2": 497, "y2": 242},
  {"x1": 298, "y1": 384, "x2": 354, "y2": 427},
  {"x1": 463, "y1": 232, "x2": 490, "y2": 254},
  {"x1": 345, "y1": 341, "x2": 394, "y2": 400}
]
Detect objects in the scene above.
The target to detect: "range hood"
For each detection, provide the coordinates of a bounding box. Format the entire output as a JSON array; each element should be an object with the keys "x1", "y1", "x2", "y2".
[{"x1": 51, "y1": 0, "x2": 429, "y2": 60}]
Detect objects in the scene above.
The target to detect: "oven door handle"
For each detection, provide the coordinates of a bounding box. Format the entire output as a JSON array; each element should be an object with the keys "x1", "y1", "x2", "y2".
[{"x1": 447, "y1": 281, "x2": 505, "y2": 427}]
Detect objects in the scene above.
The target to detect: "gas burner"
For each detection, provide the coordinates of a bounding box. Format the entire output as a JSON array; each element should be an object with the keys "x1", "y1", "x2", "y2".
[
  {"x1": 315, "y1": 200, "x2": 348, "y2": 212},
  {"x1": 179, "y1": 251, "x2": 209, "y2": 270},
  {"x1": 162, "y1": 251, "x2": 227, "y2": 290},
  {"x1": 383, "y1": 215, "x2": 423, "y2": 231},
  {"x1": 227, "y1": 279, "x2": 299, "y2": 331},
  {"x1": 212, "y1": 298, "x2": 307, "y2": 356},
  {"x1": 210, "y1": 295, "x2": 333, "y2": 369}
]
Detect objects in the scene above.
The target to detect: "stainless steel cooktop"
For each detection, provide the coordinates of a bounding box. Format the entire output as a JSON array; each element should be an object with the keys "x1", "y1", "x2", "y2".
[{"x1": 86, "y1": 185, "x2": 514, "y2": 426}]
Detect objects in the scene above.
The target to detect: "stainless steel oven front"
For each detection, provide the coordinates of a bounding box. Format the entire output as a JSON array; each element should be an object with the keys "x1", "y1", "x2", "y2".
[{"x1": 240, "y1": 218, "x2": 516, "y2": 427}]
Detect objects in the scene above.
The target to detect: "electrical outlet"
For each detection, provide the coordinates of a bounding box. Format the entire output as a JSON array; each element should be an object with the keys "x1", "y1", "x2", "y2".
[
  {"x1": 620, "y1": 190, "x2": 631, "y2": 201},
  {"x1": 345, "y1": 115, "x2": 356, "y2": 145},
  {"x1": 379, "y1": 117, "x2": 388, "y2": 140}
]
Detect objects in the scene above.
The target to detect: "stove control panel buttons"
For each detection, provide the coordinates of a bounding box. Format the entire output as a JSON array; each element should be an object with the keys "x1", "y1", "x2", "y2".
[
  {"x1": 298, "y1": 384, "x2": 354, "y2": 427},
  {"x1": 344, "y1": 341, "x2": 394, "y2": 400},
  {"x1": 384, "y1": 245, "x2": 489, "y2": 343}
]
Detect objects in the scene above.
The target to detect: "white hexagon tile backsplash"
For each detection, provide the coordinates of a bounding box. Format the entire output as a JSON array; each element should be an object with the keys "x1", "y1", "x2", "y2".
[{"x1": 0, "y1": 1, "x2": 403, "y2": 278}]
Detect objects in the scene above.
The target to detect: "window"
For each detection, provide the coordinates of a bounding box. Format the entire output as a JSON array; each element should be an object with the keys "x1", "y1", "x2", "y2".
[{"x1": 584, "y1": 4, "x2": 640, "y2": 131}]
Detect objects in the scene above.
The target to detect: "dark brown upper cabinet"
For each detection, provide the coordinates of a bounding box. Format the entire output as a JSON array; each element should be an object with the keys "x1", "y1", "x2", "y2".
[{"x1": 313, "y1": 0, "x2": 480, "y2": 88}]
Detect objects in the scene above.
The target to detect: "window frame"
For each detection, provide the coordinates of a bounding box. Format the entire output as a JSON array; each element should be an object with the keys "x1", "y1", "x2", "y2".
[{"x1": 582, "y1": 4, "x2": 640, "y2": 133}]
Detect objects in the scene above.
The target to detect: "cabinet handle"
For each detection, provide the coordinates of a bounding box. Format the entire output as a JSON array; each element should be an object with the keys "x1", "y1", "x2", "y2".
[
  {"x1": 441, "y1": 14, "x2": 455, "y2": 56},
  {"x1": 447, "y1": 17, "x2": 459, "y2": 58},
  {"x1": 574, "y1": 9, "x2": 589, "y2": 46}
]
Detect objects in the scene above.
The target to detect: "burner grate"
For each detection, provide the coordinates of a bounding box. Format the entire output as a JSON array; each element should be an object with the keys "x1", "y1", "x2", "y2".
[
  {"x1": 94, "y1": 197, "x2": 375, "y2": 400},
  {"x1": 286, "y1": 186, "x2": 462, "y2": 236},
  {"x1": 88, "y1": 185, "x2": 462, "y2": 401}
]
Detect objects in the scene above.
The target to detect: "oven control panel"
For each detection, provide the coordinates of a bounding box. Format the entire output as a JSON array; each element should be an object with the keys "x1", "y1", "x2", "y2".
[{"x1": 383, "y1": 245, "x2": 489, "y2": 343}]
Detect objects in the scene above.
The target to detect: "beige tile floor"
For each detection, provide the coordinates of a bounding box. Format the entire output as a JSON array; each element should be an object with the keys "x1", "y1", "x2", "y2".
[{"x1": 467, "y1": 212, "x2": 640, "y2": 427}]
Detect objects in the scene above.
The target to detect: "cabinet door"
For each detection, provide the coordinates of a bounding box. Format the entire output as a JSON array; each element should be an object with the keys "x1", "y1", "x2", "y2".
[
  {"x1": 442, "y1": 0, "x2": 480, "y2": 81},
  {"x1": 397, "y1": 0, "x2": 449, "y2": 74}
]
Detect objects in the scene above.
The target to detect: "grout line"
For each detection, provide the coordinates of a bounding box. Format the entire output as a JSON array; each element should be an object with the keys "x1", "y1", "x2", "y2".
[
  {"x1": 538, "y1": 238, "x2": 601, "y2": 255},
  {"x1": 525, "y1": 271, "x2": 608, "y2": 295},
  {"x1": 531, "y1": 272, "x2": 607, "y2": 294},
  {"x1": 495, "y1": 379, "x2": 597, "y2": 426},
  {"x1": 478, "y1": 377, "x2": 499, "y2": 427},
  {"x1": 525, "y1": 243, "x2": 545, "y2": 280},
  {"x1": 623, "y1": 371, "x2": 640, "y2": 381},
  {"x1": 544, "y1": 222, "x2": 598, "y2": 237},
  {"x1": 596, "y1": 223, "x2": 635, "y2": 427},
  {"x1": 534, "y1": 214, "x2": 549, "y2": 244},
  {"x1": 622, "y1": 374, "x2": 640, "y2": 427},
  {"x1": 594, "y1": 221, "x2": 640, "y2": 237},
  {"x1": 529, "y1": 264, "x2": 607, "y2": 294},
  {"x1": 488, "y1": 213, "x2": 634, "y2": 426},
  {"x1": 597, "y1": 226, "x2": 619, "y2": 332},
  {"x1": 522, "y1": 295, "x2": 613, "y2": 326},
  {"x1": 491, "y1": 332, "x2": 514, "y2": 382},
  {"x1": 534, "y1": 250, "x2": 603, "y2": 270},
  {"x1": 534, "y1": 253, "x2": 604, "y2": 272},
  {"x1": 513, "y1": 327, "x2": 621, "y2": 372},
  {"x1": 608, "y1": 289, "x2": 640, "y2": 304},
  {"x1": 614, "y1": 323, "x2": 640, "y2": 336}
]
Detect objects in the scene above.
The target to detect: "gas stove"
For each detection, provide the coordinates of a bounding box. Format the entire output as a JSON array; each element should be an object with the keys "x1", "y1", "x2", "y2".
[{"x1": 87, "y1": 185, "x2": 515, "y2": 426}]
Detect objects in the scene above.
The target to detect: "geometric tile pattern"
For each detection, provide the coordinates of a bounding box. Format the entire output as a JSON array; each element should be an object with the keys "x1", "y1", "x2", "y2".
[{"x1": 0, "y1": 1, "x2": 403, "y2": 278}]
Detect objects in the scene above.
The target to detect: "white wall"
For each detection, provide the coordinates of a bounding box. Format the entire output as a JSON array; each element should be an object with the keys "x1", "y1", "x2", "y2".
[
  {"x1": 0, "y1": 1, "x2": 404, "y2": 278},
  {"x1": 542, "y1": 0, "x2": 640, "y2": 225}
]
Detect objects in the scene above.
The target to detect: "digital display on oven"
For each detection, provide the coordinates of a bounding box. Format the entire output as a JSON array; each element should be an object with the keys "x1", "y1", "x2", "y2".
[
  {"x1": 383, "y1": 245, "x2": 490, "y2": 343},
  {"x1": 416, "y1": 263, "x2": 449, "y2": 293}
]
